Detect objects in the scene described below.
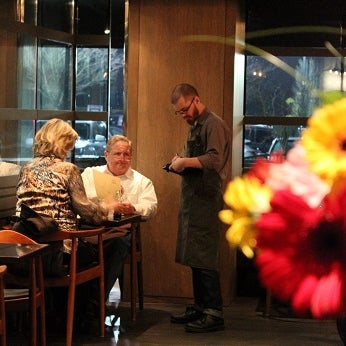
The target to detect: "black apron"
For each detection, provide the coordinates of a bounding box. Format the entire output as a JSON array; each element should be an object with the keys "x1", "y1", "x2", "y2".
[{"x1": 175, "y1": 123, "x2": 223, "y2": 270}]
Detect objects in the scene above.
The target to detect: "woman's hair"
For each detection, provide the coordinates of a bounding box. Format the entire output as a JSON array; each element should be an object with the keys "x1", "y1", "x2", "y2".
[
  {"x1": 106, "y1": 135, "x2": 132, "y2": 153},
  {"x1": 34, "y1": 118, "x2": 78, "y2": 159}
]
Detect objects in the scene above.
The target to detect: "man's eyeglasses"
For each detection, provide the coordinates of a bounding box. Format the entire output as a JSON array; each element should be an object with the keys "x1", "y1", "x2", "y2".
[
  {"x1": 175, "y1": 97, "x2": 195, "y2": 116},
  {"x1": 112, "y1": 152, "x2": 132, "y2": 161}
]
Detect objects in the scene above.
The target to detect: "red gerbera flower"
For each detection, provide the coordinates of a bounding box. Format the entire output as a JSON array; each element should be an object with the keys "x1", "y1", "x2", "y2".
[
  {"x1": 248, "y1": 155, "x2": 284, "y2": 184},
  {"x1": 255, "y1": 188, "x2": 346, "y2": 319}
]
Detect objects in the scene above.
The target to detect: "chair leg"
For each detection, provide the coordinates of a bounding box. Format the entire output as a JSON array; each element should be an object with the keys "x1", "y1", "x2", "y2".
[
  {"x1": 118, "y1": 267, "x2": 124, "y2": 300},
  {"x1": 137, "y1": 261, "x2": 143, "y2": 311},
  {"x1": 29, "y1": 258, "x2": 38, "y2": 346},
  {"x1": 99, "y1": 277, "x2": 105, "y2": 337},
  {"x1": 66, "y1": 247, "x2": 78, "y2": 346},
  {"x1": 37, "y1": 257, "x2": 46, "y2": 346},
  {"x1": 0, "y1": 316, "x2": 5, "y2": 346},
  {"x1": 66, "y1": 280, "x2": 76, "y2": 346},
  {"x1": 119, "y1": 260, "x2": 143, "y2": 317},
  {"x1": 0, "y1": 324, "x2": 5, "y2": 346},
  {"x1": 130, "y1": 257, "x2": 137, "y2": 321}
]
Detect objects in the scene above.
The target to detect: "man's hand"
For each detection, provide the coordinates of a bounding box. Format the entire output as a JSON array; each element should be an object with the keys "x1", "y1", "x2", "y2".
[
  {"x1": 169, "y1": 155, "x2": 203, "y2": 172},
  {"x1": 169, "y1": 157, "x2": 185, "y2": 172},
  {"x1": 118, "y1": 202, "x2": 136, "y2": 215},
  {"x1": 102, "y1": 198, "x2": 135, "y2": 215}
]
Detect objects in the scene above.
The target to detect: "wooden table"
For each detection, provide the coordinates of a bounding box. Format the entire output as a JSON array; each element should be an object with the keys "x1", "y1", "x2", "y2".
[
  {"x1": 105, "y1": 214, "x2": 142, "y2": 320},
  {"x1": 0, "y1": 243, "x2": 49, "y2": 263},
  {"x1": 0, "y1": 242, "x2": 49, "y2": 346}
]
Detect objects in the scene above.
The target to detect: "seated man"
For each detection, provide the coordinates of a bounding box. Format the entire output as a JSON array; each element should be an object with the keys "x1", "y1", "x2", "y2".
[{"x1": 81, "y1": 134, "x2": 157, "y2": 303}]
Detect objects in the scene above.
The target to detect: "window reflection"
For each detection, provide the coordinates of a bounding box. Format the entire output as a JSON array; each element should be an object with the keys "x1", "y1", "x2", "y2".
[
  {"x1": 245, "y1": 56, "x2": 343, "y2": 117},
  {"x1": 37, "y1": 40, "x2": 72, "y2": 110},
  {"x1": 17, "y1": 33, "x2": 36, "y2": 109},
  {"x1": 76, "y1": 46, "x2": 108, "y2": 112},
  {"x1": 0, "y1": 120, "x2": 34, "y2": 166},
  {"x1": 243, "y1": 55, "x2": 343, "y2": 170},
  {"x1": 74, "y1": 120, "x2": 107, "y2": 170},
  {"x1": 10, "y1": 0, "x2": 126, "y2": 170},
  {"x1": 109, "y1": 48, "x2": 124, "y2": 136},
  {"x1": 243, "y1": 124, "x2": 304, "y2": 170}
]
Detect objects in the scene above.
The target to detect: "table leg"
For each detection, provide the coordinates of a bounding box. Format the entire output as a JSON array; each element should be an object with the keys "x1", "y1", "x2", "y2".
[
  {"x1": 29, "y1": 258, "x2": 37, "y2": 346},
  {"x1": 130, "y1": 222, "x2": 138, "y2": 321}
]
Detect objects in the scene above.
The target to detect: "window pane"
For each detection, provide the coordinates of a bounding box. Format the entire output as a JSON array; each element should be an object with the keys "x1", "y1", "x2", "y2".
[
  {"x1": 77, "y1": 0, "x2": 109, "y2": 35},
  {"x1": 17, "y1": 33, "x2": 36, "y2": 109},
  {"x1": 109, "y1": 48, "x2": 124, "y2": 135},
  {"x1": 38, "y1": 0, "x2": 73, "y2": 33},
  {"x1": 37, "y1": 40, "x2": 72, "y2": 110},
  {"x1": 76, "y1": 47, "x2": 108, "y2": 112},
  {"x1": 1, "y1": 120, "x2": 34, "y2": 166},
  {"x1": 246, "y1": 1, "x2": 342, "y2": 48},
  {"x1": 245, "y1": 56, "x2": 342, "y2": 117},
  {"x1": 243, "y1": 124, "x2": 304, "y2": 170},
  {"x1": 244, "y1": 124, "x2": 274, "y2": 154},
  {"x1": 74, "y1": 120, "x2": 107, "y2": 170},
  {"x1": 111, "y1": 0, "x2": 125, "y2": 48}
]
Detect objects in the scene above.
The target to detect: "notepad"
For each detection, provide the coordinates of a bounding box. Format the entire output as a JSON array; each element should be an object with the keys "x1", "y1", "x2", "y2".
[{"x1": 93, "y1": 169, "x2": 121, "y2": 200}]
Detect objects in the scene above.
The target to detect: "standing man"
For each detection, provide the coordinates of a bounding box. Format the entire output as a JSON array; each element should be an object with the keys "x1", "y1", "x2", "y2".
[{"x1": 169, "y1": 83, "x2": 230, "y2": 333}]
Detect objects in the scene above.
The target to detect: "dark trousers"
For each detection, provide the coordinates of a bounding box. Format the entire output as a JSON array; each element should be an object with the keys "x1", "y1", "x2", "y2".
[
  {"x1": 45, "y1": 234, "x2": 131, "y2": 326},
  {"x1": 192, "y1": 267, "x2": 223, "y2": 311},
  {"x1": 103, "y1": 233, "x2": 131, "y2": 298},
  {"x1": 74, "y1": 233, "x2": 131, "y2": 299}
]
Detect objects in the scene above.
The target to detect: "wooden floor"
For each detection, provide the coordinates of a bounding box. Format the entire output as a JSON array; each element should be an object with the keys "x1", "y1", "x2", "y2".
[{"x1": 6, "y1": 297, "x2": 343, "y2": 345}]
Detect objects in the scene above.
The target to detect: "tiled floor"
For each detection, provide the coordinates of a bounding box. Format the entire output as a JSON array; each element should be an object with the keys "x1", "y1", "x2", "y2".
[{"x1": 6, "y1": 297, "x2": 344, "y2": 345}]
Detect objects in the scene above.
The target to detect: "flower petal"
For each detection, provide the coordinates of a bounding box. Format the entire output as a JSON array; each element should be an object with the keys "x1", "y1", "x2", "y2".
[
  {"x1": 310, "y1": 268, "x2": 342, "y2": 319},
  {"x1": 292, "y1": 275, "x2": 318, "y2": 316}
]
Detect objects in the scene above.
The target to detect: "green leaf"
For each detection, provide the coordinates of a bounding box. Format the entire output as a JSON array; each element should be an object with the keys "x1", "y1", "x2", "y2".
[{"x1": 318, "y1": 91, "x2": 345, "y2": 105}]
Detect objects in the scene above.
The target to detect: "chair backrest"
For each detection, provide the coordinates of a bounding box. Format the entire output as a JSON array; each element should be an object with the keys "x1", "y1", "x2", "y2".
[
  {"x1": 0, "y1": 226, "x2": 105, "y2": 346},
  {"x1": 0, "y1": 230, "x2": 46, "y2": 346},
  {"x1": 41, "y1": 226, "x2": 106, "y2": 346},
  {"x1": 0, "y1": 230, "x2": 38, "y2": 244}
]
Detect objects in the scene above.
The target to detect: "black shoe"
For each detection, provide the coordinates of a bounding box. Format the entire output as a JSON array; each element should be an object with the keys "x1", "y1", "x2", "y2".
[
  {"x1": 170, "y1": 306, "x2": 203, "y2": 324},
  {"x1": 185, "y1": 313, "x2": 224, "y2": 333}
]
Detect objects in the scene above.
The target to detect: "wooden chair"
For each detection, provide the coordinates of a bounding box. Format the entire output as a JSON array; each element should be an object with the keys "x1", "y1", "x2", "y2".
[
  {"x1": 41, "y1": 227, "x2": 105, "y2": 346},
  {"x1": 0, "y1": 230, "x2": 46, "y2": 346},
  {"x1": 0, "y1": 265, "x2": 7, "y2": 346}
]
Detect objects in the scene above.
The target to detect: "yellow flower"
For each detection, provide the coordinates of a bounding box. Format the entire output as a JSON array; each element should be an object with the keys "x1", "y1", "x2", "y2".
[
  {"x1": 219, "y1": 176, "x2": 273, "y2": 258},
  {"x1": 302, "y1": 98, "x2": 346, "y2": 185}
]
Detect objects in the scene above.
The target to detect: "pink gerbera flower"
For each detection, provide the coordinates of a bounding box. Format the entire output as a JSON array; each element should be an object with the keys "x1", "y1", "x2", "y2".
[
  {"x1": 250, "y1": 144, "x2": 330, "y2": 208},
  {"x1": 255, "y1": 188, "x2": 346, "y2": 319}
]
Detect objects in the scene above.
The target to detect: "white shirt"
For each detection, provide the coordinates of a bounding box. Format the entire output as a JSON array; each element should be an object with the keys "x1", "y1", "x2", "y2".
[{"x1": 81, "y1": 165, "x2": 157, "y2": 220}]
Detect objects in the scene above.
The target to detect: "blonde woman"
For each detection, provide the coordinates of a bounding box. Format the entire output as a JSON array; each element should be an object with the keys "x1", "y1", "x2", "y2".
[
  {"x1": 17, "y1": 118, "x2": 115, "y2": 232},
  {"x1": 16, "y1": 118, "x2": 124, "y2": 328}
]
